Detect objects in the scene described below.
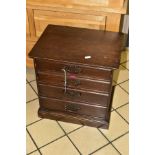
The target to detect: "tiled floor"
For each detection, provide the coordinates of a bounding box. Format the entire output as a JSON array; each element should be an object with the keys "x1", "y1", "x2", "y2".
[{"x1": 26, "y1": 49, "x2": 129, "y2": 155}]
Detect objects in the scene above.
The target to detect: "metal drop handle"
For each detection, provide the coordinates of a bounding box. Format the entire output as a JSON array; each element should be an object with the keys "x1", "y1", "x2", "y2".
[
  {"x1": 64, "y1": 65, "x2": 81, "y2": 74},
  {"x1": 65, "y1": 90, "x2": 81, "y2": 97},
  {"x1": 68, "y1": 79, "x2": 81, "y2": 86},
  {"x1": 65, "y1": 104, "x2": 81, "y2": 112}
]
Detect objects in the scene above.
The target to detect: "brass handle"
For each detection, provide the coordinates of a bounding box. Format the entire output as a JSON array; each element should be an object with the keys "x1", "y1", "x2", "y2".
[
  {"x1": 65, "y1": 90, "x2": 81, "y2": 97},
  {"x1": 64, "y1": 65, "x2": 81, "y2": 74},
  {"x1": 65, "y1": 104, "x2": 80, "y2": 112},
  {"x1": 68, "y1": 79, "x2": 81, "y2": 86}
]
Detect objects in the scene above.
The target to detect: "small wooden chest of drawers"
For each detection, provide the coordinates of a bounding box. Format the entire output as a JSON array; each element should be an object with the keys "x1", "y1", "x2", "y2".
[{"x1": 29, "y1": 25, "x2": 125, "y2": 129}]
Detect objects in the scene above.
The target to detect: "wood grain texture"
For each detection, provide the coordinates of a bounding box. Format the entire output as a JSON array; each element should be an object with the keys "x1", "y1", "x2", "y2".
[
  {"x1": 105, "y1": 13, "x2": 121, "y2": 32},
  {"x1": 27, "y1": 0, "x2": 127, "y2": 14},
  {"x1": 26, "y1": 10, "x2": 30, "y2": 37},
  {"x1": 38, "y1": 107, "x2": 109, "y2": 129},
  {"x1": 29, "y1": 25, "x2": 125, "y2": 69},
  {"x1": 34, "y1": 10, "x2": 106, "y2": 37},
  {"x1": 27, "y1": 8, "x2": 36, "y2": 37}
]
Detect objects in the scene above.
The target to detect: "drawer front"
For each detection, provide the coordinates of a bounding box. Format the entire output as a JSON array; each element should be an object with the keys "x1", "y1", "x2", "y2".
[
  {"x1": 39, "y1": 97, "x2": 107, "y2": 118},
  {"x1": 38, "y1": 84, "x2": 109, "y2": 106},
  {"x1": 35, "y1": 59, "x2": 112, "y2": 81},
  {"x1": 34, "y1": 10, "x2": 106, "y2": 37},
  {"x1": 37, "y1": 72, "x2": 111, "y2": 94}
]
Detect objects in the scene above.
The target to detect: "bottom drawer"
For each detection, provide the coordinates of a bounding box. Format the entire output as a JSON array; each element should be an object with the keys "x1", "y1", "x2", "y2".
[{"x1": 39, "y1": 97, "x2": 107, "y2": 118}]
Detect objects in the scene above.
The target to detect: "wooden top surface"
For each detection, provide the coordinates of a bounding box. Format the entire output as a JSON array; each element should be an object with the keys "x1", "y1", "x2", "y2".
[{"x1": 29, "y1": 25, "x2": 125, "y2": 69}]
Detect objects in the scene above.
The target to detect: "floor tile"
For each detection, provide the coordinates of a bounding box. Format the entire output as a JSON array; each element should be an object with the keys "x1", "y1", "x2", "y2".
[
  {"x1": 113, "y1": 133, "x2": 129, "y2": 155},
  {"x1": 120, "y1": 80, "x2": 129, "y2": 93},
  {"x1": 100, "y1": 111, "x2": 128, "y2": 141},
  {"x1": 26, "y1": 99, "x2": 40, "y2": 125},
  {"x1": 29, "y1": 151, "x2": 40, "y2": 155},
  {"x1": 117, "y1": 104, "x2": 129, "y2": 122},
  {"x1": 112, "y1": 85, "x2": 129, "y2": 109},
  {"x1": 27, "y1": 67, "x2": 36, "y2": 82},
  {"x1": 120, "y1": 50, "x2": 129, "y2": 63},
  {"x1": 30, "y1": 81, "x2": 38, "y2": 94},
  {"x1": 92, "y1": 144, "x2": 119, "y2": 155},
  {"x1": 59, "y1": 121, "x2": 82, "y2": 133},
  {"x1": 26, "y1": 84, "x2": 38, "y2": 102},
  {"x1": 26, "y1": 132, "x2": 37, "y2": 154},
  {"x1": 122, "y1": 61, "x2": 129, "y2": 70},
  {"x1": 113, "y1": 65, "x2": 129, "y2": 84},
  {"x1": 40, "y1": 136, "x2": 79, "y2": 155},
  {"x1": 112, "y1": 80, "x2": 116, "y2": 86},
  {"x1": 27, "y1": 119, "x2": 64, "y2": 147},
  {"x1": 69, "y1": 126, "x2": 108, "y2": 155}
]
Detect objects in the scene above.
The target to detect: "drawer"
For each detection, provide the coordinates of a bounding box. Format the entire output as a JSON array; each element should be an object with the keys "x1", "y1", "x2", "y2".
[
  {"x1": 37, "y1": 72, "x2": 111, "y2": 94},
  {"x1": 39, "y1": 97, "x2": 107, "y2": 118},
  {"x1": 35, "y1": 59, "x2": 112, "y2": 81},
  {"x1": 34, "y1": 10, "x2": 106, "y2": 37},
  {"x1": 38, "y1": 84, "x2": 109, "y2": 106}
]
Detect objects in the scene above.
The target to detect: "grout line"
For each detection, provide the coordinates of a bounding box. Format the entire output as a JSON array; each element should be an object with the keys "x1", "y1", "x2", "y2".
[
  {"x1": 67, "y1": 125, "x2": 84, "y2": 135},
  {"x1": 30, "y1": 124, "x2": 84, "y2": 151},
  {"x1": 27, "y1": 150, "x2": 38, "y2": 155},
  {"x1": 120, "y1": 60, "x2": 129, "y2": 65},
  {"x1": 119, "y1": 64, "x2": 128, "y2": 70},
  {"x1": 26, "y1": 79, "x2": 29, "y2": 83},
  {"x1": 120, "y1": 63, "x2": 129, "y2": 71},
  {"x1": 117, "y1": 84, "x2": 129, "y2": 96},
  {"x1": 113, "y1": 62, "x2": 128, "y2": 73},
  {"x1": 65, "y1": 134, "x2": 82, "y2": 155},
  {"x1": 26, "y1": 128, "x2": 42, "y2": 155},
  {"x1": 26, "y1": 98, "x2": 38, "y2": 104},
  {"x1": 89, "y1": 131, "x2": 129, "y2": 155},
  {"x1": 114, "y1": 109, "x2": 129, "y2": 124},
  {"x1": 38, "y1": 135, "x2": 66, "y2": 150},
  {"x1": 88, "y1": 142, "x2": 111, "y2": 155},
  {"x1": 113, "y1": 79, "x2": 129, "y2": 86},
  {"x1": 113, "y1": 102, "x2": 129, "y2": 111},
  {"x1": 118, "y1": 84, "x2": 129, "y2": 94},
  {"x1": 97, "y1": 129, "x2": 122, "y2": 155},
  {"x1": 111, "y1": 131, "x2": 129, "y2": 142},
  {"x1": 29, "y1": 79, "x2": 36, "y2": 83},
  {"x1": 28, "y1": 81, "x2": 38, "y2": 96},
  {"x1": 26, "y1": 119, "x2": 43, "y2": 127},
  {"x1": 56, "y1": 121, "x2": 82, "y2": 155}
]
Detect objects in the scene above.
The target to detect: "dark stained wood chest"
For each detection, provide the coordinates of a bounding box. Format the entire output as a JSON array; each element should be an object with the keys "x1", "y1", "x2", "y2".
[{"x1": 29, "y1": 25, "x2": 125, "y2": 129}]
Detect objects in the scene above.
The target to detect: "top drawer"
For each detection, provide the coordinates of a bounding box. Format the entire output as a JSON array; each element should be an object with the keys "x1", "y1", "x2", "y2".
[{"x1": 35, "y1": 59, "x2": 112, "y2": 81}]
